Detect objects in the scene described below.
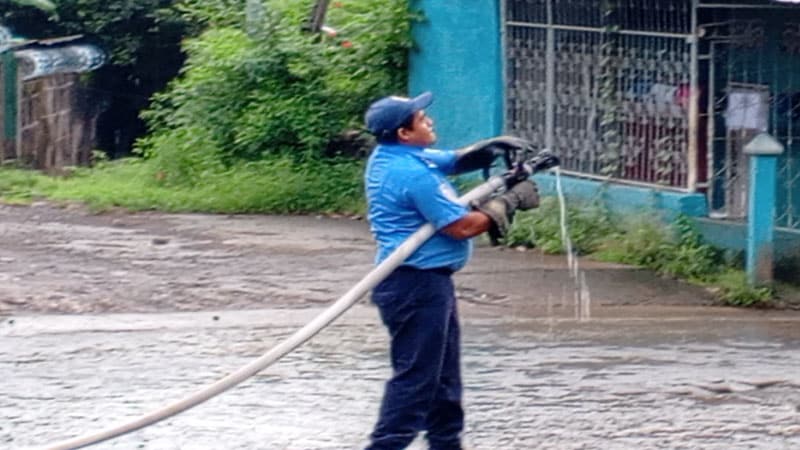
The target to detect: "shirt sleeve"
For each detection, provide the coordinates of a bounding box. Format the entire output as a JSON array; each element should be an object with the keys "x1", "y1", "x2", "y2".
[
  {"x1": 416, "y1": 148, "x2": 458, "y2": 175},
  {"x1": 404, "y1": 170, "x2": 469, "y2": 231}
]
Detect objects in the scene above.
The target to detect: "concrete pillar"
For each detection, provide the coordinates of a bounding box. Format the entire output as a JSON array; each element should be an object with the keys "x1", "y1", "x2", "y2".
[
  {"x1": 408, "y1": 0, "x2": 503, "y2": 148},
  {"x1": 744, "y1": 132, "x2": 785, "y2": 286}
]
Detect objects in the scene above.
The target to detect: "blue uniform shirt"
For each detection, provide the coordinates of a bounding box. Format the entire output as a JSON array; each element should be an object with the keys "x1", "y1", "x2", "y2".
[{"x1": 365, "y1": 144, "x2": 472, "y2": 272}]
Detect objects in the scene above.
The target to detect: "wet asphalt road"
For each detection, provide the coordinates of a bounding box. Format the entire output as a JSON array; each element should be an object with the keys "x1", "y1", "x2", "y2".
[
  {"x1": 2, "y1": 204, "x2": 800, "y2": 448},
  {"x1": 3, "y1": 307, "x2": 800, "y2": 450}
]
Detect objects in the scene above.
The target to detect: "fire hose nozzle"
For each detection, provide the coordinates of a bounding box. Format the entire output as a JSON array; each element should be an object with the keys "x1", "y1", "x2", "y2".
[
  {"x1": 503, "y1": 149, "x2": 561, "y2": 188},
  {"x1": 527, "y1": 149, "x2": 560, "y2": 174}
]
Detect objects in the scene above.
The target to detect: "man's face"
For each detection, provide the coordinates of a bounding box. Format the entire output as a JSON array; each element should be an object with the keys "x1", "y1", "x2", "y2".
[{"x1": 398, "y1": 110, "x2": 436, "y2": 146}]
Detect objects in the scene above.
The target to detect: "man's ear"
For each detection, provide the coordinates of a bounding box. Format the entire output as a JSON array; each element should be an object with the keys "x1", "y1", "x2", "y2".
[{"x1": 396, "y1": 127, "x2": 411, "y2": 143}]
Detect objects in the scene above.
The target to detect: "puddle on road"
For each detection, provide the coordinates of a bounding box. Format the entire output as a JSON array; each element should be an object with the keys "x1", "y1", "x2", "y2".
[{"x1": 2, "y1": 310, "x2": 800, "y2": 450}]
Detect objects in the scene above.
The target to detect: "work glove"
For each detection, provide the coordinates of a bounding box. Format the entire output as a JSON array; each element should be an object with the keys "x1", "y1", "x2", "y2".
[
  {"x1": 473, "y1": 179, "x2": 540, "y2": 245},
  {"x1": 453, "y1": 136, "x2": 533, "y2": 174}
]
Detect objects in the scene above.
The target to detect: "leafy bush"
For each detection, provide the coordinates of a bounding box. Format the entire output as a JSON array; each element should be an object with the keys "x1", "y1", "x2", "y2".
[
  {"x1": 504, "y1": 197, "x2": 615, "y2": 255},
  {"x1": 659, "y1": 215, "x2": 722, "y2": 281},
  {"x1": 2, "y1": 0, "x2": 410, "y2": 214},
  {"x1": 594, "y1": 216, "x2": 672, "y2": 267},
  {"x1": 712, "y1": 271, "x2": 774, "y2": 307},
  {"x1": 175, "y1": 0, "x2": 246, "y2": 30},
  {"x1": 592, "y1": 213, "x2": 776, "y2": 306},
  {"x1": 504, "y1": 199, "x2": 772, "y2": 307},
  {"x1": 595, "y1": 214, "x2": 722, "y2": 282},
  {"x1": 138, "y1": 0, "x2": 413, "y2": 185}
]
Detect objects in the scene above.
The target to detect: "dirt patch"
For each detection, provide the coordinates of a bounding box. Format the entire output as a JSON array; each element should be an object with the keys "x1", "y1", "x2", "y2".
[{"x1": 0, "y1": 202, "x2": 717, "y2": 316}]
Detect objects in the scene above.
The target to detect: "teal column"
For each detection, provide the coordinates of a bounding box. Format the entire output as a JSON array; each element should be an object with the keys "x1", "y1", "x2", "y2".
[
  {"x1": 2, "y1": 51, "x2": 17, "y2": 155},
  {"x1": 744, "y1": 133, "x2": 785, "y2": 286},
  {"x1": 408, "y1": 0, "x2": 503, "y2": 149}
]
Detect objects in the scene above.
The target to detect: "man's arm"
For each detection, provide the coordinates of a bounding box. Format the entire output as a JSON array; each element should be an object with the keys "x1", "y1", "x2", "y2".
[
  {"x1": 440, "y1": 212, "x2": 492, "y2": 240},
  {"x1": 441, "y1": 180, "x2": 541, "y2": 243}
]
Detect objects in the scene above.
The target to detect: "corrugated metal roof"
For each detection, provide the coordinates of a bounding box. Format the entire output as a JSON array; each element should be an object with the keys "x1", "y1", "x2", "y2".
[
  {"x1": 1, "y1": 25, "x2": 105, "y2": 79},
  {"x1": 0, "y1": 25, "x2": 13, "y2": 53}
]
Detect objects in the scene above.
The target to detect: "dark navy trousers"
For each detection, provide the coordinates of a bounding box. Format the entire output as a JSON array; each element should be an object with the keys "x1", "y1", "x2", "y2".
[{"x1": 366, "y1": 266, "x2": 463, "y2": 450}]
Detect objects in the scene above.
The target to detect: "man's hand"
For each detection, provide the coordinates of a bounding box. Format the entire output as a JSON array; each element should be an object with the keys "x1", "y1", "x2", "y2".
[
  {"x1": 453, "y1": 135, "x2": 533, "y2": 174},
  {"x1": 473, "y1": 180, "x2": 540, "y2": 245}
]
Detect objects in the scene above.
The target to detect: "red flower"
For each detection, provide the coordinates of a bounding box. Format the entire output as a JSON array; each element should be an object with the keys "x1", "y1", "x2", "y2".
[
  {"x1": 333, "y1": 1, "x2": 344, "y2": 7},
  {"x1": 341, "y1": 40, "x2": 353, "y2": 48}
]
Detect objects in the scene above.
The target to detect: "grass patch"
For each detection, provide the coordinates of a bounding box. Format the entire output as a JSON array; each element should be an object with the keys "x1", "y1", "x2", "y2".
[
  {"x1": 0, "y1": 165, "x2": 58, "y2": 203},
  {"x1": 708, "y1": 270, "x2": 774, "y2": 307},
  {"x1": 1, "y1": 157, "x2": 365, "y2": 215},
  {"x1": 506, "y1": 201, "x2": 777, "y2": 307},
  {"x1": 505, "y1": 197, "x2": 615, "y2": 255}
]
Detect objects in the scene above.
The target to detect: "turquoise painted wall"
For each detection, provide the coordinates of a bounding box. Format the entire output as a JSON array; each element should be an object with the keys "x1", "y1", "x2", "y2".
[
  {"x1": 408, "y1": 1, "x2": 708, "y2": 220},
  {"x1": 532, "y1": 173, "x2": 709, "y2": 219},
  {"x1": 408, "y1": 2, "x2": 800, "y2": 274},
  {"x1": 408, "y1": 0, "x2": 503, "y2": 149},
  {"x1": 695, "y1": 218, "x2": 800, "y2": 261}
]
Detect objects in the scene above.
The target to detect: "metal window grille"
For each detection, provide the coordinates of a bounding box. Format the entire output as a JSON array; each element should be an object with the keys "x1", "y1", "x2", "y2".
[
  {"x1": 701, "y1": 6, "x2": 800, "y2": 230},
  {"x1": 504, "y1": 0, "x2": 800, "y2": 231},
  {"x1": 504, "y1": 0, "x2": 697, "y2": 190}
]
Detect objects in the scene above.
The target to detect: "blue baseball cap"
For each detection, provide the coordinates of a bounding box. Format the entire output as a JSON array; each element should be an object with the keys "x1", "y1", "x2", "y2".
[{"x1": 365, "y1": 91, "x2": 433, "y2": 139}]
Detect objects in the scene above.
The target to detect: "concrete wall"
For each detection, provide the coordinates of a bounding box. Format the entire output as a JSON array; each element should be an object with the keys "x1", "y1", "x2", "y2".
[
  {"x1": 408, "y1": 0, "x2": 503, "y2": 149},
  {"x1": 694, "y1": 217, "x2": 800, "y2": 261}
]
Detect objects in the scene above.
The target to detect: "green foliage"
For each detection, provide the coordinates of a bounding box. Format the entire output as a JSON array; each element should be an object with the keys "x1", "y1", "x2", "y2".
[
  {"x1": 661, "y1": 215, "x2": 722, "y2": 280},
  {"x1": 1, "y1": 0, "x2": 186, "y2": 66},
  {"x1": 1, "y1": 0, "x2": 191, "y2": 155},
  {"x1": 596, "y1": 214, "x2": 721, "y2": 282},
  {"x1": 712, "y1": 270, "x2": 773, "y2": 307},
  {"x1": 139, "y1": 0, "x2": 413, "y2": 185},
  {"x1": 175, "y1": 0, "x2": 246, "y2": 31},
  {"x1": 505, "y1": 200, "x2": 773, "y2": 307},
  {"x1": 0, "y1": 166, "x2": 56, "y2": 202},
  {"x1": 2, "y1": 0, "x2": 409, "y2": 214},
  {"x1": 504, "y1": 197, "x2": 615, "y2": 255},
  {"x1": 592, "y1": 213, "x2": 773, "y2": 306},
  {"x1": 594, "y1": 216, "x2": 671, "y2": 267},
  {"x1": 2, "y1": 157, "x2": 364, "y2": 213}
]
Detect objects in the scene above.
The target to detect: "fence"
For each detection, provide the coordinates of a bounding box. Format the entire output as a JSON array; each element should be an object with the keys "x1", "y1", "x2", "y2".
[
  {"x1": 503, "y1": 0, "x2": 800, "y2": 232},
  {"x1": 0, "y1": 41, "x2": 104, "y2": 172},
  {"x1": 17, "y1": 72, "x2": 98, "y2": 170},
  {"x1": 504, "y1": 0, "x2": 699, "y2": 191},
  {"x1": 700, "y1": 4, "x2": 800, "y2": 230}
]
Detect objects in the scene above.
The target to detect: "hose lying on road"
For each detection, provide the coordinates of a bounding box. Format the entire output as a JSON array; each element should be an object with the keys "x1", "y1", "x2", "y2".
[{"x1": 37, "y1": 175, "x2": 510, "y2": 450}]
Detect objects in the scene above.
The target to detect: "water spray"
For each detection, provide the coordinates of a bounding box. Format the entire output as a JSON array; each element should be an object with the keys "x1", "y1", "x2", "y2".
[
  {"x1": 35, "y1": 149, "x2": 559, "y2": 450},
  {"x1": 553, "y1": 167, "x2": 591, "y2": 320}
]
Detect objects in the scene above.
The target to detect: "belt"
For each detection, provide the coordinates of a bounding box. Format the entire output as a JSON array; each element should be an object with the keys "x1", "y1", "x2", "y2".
[{"x1": 396, "y1": 265, "x2": 454, "y2": 276}]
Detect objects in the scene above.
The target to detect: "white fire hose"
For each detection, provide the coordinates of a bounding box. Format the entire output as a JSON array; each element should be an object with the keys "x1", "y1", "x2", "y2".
[{"x1": 36, "y1": 173, "x2": 516, "y2": 450}]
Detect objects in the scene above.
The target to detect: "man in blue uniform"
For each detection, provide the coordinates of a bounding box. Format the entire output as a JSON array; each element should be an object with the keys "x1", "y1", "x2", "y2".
[{"x1": 363, "y1": 91, "x2": 541, "y2": 450}]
